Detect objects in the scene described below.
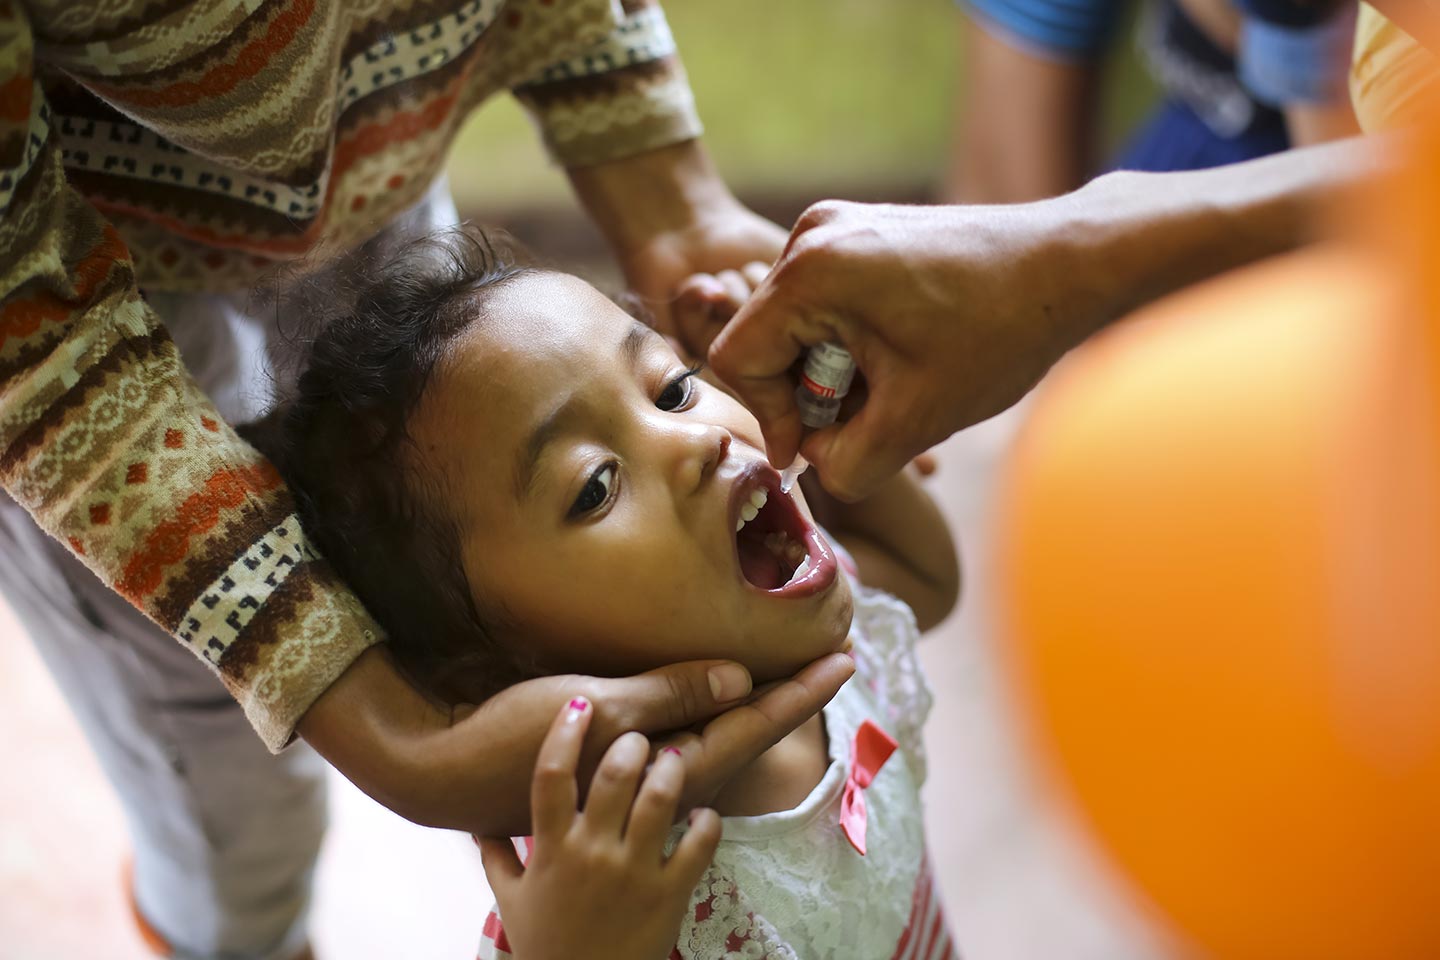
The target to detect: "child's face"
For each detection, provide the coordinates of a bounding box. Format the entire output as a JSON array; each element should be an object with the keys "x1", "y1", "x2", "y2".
[{"x1": 411, "y1": 272, "x2": 853, "y2": 682}]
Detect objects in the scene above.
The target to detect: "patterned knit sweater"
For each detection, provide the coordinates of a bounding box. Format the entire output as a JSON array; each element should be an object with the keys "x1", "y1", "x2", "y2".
[{"x1": 0, "y1": 0, "x2": 702, "y2": 750}]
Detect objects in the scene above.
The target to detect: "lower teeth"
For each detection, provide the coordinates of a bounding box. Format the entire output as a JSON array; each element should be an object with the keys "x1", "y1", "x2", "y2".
[
  {"x1": 764, "y1": 532, "x2": 811, "y2": 586},
  {"x1": 788, "y1": 556, "x2": 812, "y2": 584}
]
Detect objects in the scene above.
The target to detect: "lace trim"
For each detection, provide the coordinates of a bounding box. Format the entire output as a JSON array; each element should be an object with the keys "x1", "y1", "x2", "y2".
[{"x1": 850, "y1": 584, "x2": 933, "y2": 785}]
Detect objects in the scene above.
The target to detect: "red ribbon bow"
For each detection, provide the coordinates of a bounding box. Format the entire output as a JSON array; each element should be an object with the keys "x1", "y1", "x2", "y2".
[{"x1": 839, "y1": 719, "x2": 898, "y2": 856}]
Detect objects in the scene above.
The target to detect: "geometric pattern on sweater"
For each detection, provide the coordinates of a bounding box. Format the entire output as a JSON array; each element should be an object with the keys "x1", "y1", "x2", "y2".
[
  {"x1": 43, "y1": 0, "x2": 701, "y2": 293},
  {"x1": 177, "y1": 514, "x2": 318, "y2": 666},
  {"x1": 0, "y1": 0, "x2": 701, "y2": 749}
]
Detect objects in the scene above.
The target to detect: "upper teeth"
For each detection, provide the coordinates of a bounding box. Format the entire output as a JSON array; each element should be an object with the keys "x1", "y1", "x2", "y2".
[{"x1": 735, "y1": 488, "x2": 768, "y2": 532}]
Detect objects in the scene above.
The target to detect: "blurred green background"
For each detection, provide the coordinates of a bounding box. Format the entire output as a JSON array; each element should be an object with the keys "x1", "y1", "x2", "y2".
[{"x1": 446, "y1": 0, "x2": 1157, "y2": 260}]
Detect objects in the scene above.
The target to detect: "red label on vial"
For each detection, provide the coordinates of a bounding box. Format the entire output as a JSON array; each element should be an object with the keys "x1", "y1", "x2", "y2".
[{"x1": 801, "y1": 372, "x2": 837, "y2": 399}]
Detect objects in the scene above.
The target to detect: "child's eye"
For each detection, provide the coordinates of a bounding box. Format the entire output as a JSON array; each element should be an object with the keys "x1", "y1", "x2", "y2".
[
  {"x1": 570, "y1": 463, "x2": 616, "y2": 517},
  {"x1": 656, "y1": 365, "x2": 703, "y2": 412}
]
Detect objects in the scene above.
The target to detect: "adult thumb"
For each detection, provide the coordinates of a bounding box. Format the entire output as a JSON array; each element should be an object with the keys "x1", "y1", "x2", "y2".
[
  {"x1": 710, "y1": 295, "x2": 810, "y2": 468},
  {"x1": 599, "y1": 660, "x2": 755, "y2": 734},
  {"x1": 802, "y1": 402, "x2": 911, "y2": 502}
]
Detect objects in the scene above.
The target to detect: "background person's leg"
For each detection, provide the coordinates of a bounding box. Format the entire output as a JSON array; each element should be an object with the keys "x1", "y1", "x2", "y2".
[
  {"x1": 0, "y1": 499, "x2": 326, "y2": 960},
  {"x1": 0, "y1": 177, "x2": 464, "y2": 957},
  {"x1": 946, "y1": 0, "x2": 1127, "y2": 203},
  {"x1": 0, "y1": 276, "x2": 337, "y2": 958},
  {"x1": 946, "y1": 20, "x2": 1105, "y2": 203}
]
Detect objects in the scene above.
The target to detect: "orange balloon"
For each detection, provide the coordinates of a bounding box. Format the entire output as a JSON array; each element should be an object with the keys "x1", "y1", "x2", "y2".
[{"x1": 997, "y1": 247, "x2": 1440, "y2": 958}]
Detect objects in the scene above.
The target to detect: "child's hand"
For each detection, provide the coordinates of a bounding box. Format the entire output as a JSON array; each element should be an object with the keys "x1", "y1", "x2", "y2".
[
  {"x1": 672, "y1": 263, "x2": 771, "y2": 360},
  {"x1": 479, "y1": 697, "x2": 722, "y2": 960}
]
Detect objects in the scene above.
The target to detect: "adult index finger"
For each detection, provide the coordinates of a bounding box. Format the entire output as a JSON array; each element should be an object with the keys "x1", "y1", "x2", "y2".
[
  {"x1": 707, "y1": 280, "x2": 811, "y2": 469},
  {"x1": 678, "y1": 652, "x2": 854, "y2": 809}
]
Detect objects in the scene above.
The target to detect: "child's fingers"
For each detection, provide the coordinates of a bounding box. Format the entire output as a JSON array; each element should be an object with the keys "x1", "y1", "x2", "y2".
[
  {"x1": 477, "y1": 836, "x2": 524, "y2": 905},
  {"x1": 676, "y1": 273, "x2": 726, "y2": 306},
  {"x1": 622, "y1": 746, "x2": 686, "y2": 858},
  {"x1": 741, "y1": 260, "x2": 771, "y2": 291},
  {"x1": 674, "y1": 275, "x2": 730, "y2": 359},
  {"x1": 666, "y1": 807, "x2": 722, "y2": 891},
  {"x1": 581, "y1": 730, "x2": 650, "y2": 838},
  {"x1": 713, "y1": 269, "x2": 751, "y2": 314},
  {"x1": 531, "y1": 696, "x2": 593, "y2": 840}
]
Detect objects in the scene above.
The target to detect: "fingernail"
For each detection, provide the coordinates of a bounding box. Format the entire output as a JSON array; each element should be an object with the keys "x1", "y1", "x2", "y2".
[
  {"x1": 687, "y1": 807, "x2": 712, "y2": 826},
  {"x1": 565, "y1": 696, "x2": 589, "y2": 722},
  {"x1": 661, "y1": 746, "x2": 682, "y2": 758},
  {"x1": 707, "y1": 664, "x2": 751, "y2": 702}
]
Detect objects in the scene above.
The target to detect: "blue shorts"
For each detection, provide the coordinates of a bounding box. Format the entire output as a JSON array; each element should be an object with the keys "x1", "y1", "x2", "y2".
[
  {"x1": 962, "y1": 0, "x2": 1352, "y2": 106},
  {"x1": 963, "y1": 0, "x2": 1127, "y2": 60},
  {"x1": 1111, "y1": 97, "x2": 1290, "y2": 173}
]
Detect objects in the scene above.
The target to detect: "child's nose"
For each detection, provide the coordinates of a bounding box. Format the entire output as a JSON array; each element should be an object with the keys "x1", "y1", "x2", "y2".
[{"x1": 663, "y1": 421, "x2": 731, "y2": 493}]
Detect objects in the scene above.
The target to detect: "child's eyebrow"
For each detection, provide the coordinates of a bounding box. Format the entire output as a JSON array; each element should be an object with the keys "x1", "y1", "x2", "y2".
[
  {"x1": 619, "y1": 319, "x2": 661, "y2": 367},
  {"x1": 513, "y1": 320, "x2": 662, "y2": 502}
]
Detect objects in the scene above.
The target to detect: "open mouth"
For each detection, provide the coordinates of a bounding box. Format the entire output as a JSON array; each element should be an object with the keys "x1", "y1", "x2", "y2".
[{"x1": 730, "y1": 465, "x2": 836, "y2": 596}]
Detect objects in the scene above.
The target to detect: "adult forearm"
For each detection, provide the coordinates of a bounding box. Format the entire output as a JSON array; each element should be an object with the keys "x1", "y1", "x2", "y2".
[
  {"x1": 566, "y1": 138, "x2": 788, "y2": 347},
  {"x1": 567, "y1": 139, "x2": 740, "y2": 257},
  {"x1": 297, "y1": 648, "x2": 595, "y2": 834},
  {"x1": 296, "y1": 646, "x2": 467, "y2": 827},
  {"x1": 1046, "y1": 136, "x2": 1384, "y2": 348}
]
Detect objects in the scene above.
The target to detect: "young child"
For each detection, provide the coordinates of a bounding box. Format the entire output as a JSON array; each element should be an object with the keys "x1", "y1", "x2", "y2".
[{"x1": 261, "y1": 228, "x2": 961, "y2": 959}]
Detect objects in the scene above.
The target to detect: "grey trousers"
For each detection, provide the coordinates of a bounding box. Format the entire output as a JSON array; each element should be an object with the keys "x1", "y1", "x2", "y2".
[{"x1": 1, "y1": 181, "x2": 459, "y2": 958}]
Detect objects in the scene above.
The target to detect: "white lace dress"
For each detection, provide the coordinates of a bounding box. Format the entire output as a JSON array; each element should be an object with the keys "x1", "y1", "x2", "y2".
[{"x1": 478, "y1": 582, "x2": 958, "y2": 960}]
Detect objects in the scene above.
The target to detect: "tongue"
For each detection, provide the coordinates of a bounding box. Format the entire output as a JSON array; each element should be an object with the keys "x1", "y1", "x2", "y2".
[{"x1": 738, "y1": 535, "x2": 785, "y2": 589}]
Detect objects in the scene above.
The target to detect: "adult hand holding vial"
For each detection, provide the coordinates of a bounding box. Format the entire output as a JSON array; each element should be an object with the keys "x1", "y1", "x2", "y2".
[{"x1": 779, "y1": 342, "x2": 858, "y2": 493}]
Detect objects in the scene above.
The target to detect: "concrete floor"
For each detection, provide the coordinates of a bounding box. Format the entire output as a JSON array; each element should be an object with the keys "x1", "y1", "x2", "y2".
[{"x1": 0, "y1": 406, "x2": 1176, "y2": 959}]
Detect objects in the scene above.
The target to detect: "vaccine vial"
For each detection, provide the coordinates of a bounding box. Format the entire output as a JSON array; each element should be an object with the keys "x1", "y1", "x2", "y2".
[{"x1": 794, "y1": 342, "x2": 856, "y2": 429}]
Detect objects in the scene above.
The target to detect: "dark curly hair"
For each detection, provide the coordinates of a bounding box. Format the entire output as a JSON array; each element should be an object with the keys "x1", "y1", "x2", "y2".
[{"x1": 248, "y1": 226, "x2": 540, "y2": 706}]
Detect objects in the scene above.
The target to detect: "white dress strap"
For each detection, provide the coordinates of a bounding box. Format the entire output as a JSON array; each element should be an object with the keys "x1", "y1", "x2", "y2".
[{"x1": 847, "y1": 583, "x2": 934, "y2": 786}]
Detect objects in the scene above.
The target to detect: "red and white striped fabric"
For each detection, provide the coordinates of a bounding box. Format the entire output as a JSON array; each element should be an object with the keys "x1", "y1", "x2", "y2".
[{"x1": 893, "y1": 856, "x2": 959, "y2": 960}]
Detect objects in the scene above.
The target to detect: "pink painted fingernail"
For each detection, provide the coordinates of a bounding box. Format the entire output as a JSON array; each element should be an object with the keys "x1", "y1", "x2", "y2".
[
  {"x1": 661, "y1": 746, "x2": 682, "y2": 758},
  {"x1": 565, "y1": 697, "x2": 589, "y2": 721}
]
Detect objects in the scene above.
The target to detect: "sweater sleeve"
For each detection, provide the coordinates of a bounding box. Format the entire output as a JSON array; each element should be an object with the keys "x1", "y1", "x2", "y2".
[
  {"x1": 511, "y1": 0, "x2": 704, "y2": 168},
  {"x1": 0, "y1": 5, "x2": 381, "y2": 752}
]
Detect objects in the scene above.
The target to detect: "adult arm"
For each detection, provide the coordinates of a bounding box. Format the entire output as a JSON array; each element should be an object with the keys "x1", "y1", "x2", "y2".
[
  {"x1": 0, "y1": 3, "x2": 850, "y2": 836},
  {"x1": 709, "y1": 136, "x2": 1384, "y2": 501},
  {"x1": 0, "y1": 3, "x2": 379, "y2": 751},
  {"x1": 510, "y1": 0, "x2": 787, "y2": 349}
]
